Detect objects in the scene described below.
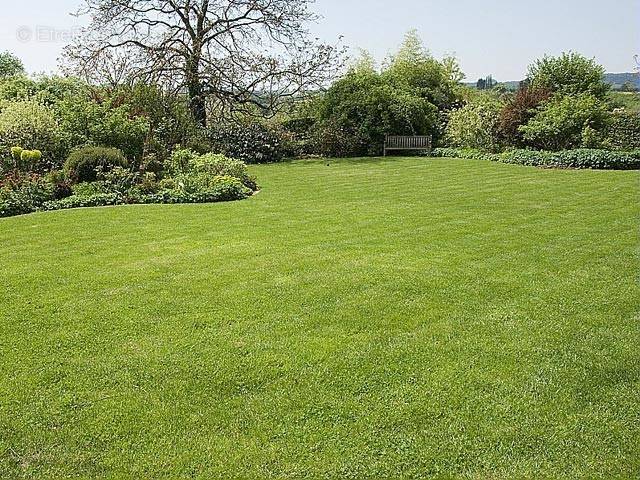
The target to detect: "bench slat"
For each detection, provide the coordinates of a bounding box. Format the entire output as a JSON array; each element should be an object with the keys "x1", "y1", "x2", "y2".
[{"x1": 384, "y1": 135, "x2": 432, "y2": 155}]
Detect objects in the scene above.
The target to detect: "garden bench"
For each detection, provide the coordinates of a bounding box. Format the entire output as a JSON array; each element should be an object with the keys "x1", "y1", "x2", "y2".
[{"x1": 384, "y1": 135, "x2": 432, "y2": 156}]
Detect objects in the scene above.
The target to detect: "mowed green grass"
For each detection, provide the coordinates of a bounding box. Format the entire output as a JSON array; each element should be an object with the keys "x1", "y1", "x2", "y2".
[{"x1": 1, "y1": 157, "x2": 639, "y2": 479}]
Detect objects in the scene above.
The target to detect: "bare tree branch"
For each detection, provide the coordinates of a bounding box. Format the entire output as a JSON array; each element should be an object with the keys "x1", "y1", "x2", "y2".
[{"x1": 62, "y1": 0, "x2": 345, "y2": 125}]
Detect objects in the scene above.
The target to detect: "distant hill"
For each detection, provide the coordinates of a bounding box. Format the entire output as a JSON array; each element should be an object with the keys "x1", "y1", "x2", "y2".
[
  {"x1": 604, "y1": 73, "x2": 640, "y2": 90},
  {"x1": 467, "y1": 73, "x2": 640, "y2": 91}
]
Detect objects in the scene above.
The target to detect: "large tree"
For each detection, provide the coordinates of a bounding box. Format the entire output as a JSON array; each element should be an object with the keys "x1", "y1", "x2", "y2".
[{"x1": 64, "y1": 0, "x2": 342, "y2": 126}]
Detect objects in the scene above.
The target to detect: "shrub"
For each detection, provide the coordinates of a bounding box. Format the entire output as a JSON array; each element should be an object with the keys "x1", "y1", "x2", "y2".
[
  {"x1": 0, "y1": 101, "x2": 64, "y2": 169},
  {"x1": 315, "y1": 68, "x2": 439, "y2": 156},
  {"x1": 431, "y1": 147, "x2": 500, "y2": 161},
  {"x1": 519, "y1": 94, "x2": 610, "y2": 151},
  {"x1": 146, "y1": 176, "x2": 250, "y2": 203},
  {"x1": 310, "y1": 122, "x2": 368, "y2": 158},
  {"x1": 167, "y1": 149, "x2": 257, "y2": 190},
  {"x1": 41, "y1": 193, "x2": 125, "y2": 211},
  {"x1": 19, "y1": 149, "x2": 43, "y2": 170},
  {"x1": 605, "y1": 112, "x2": 640, "y2": 150},
  {"x1": 280, "y1": 117, "x2": 316, "y2": 156},
  {"x1": 165, "y1": 148, "x2": 199, "y2": 175},
  {"x1": 445, "y1": 98, "x2": 503, "y2": 151},
  {"x1": 42, "y1": 176, "x2": 250, "y2": 212},
  {"x1": 55, "y1": 96, "x2": 150, "y2": 163},
  {"x1": 527, "y1": 52, "x2": 609, "y2": 99},
  {"x1": 64, "y1": 146, "x2": 129, "y2": 183},
  {"x1": 498, "y1": 87, "x2": 551, "y2": 146},
  {"x1": 44, "y1": 170, "x2": 72, "y2": 200},
  {"x1": 431, "y1": 147, "x2": 640, "y2": 170},
  {"x1": 500, "y1": 149, "x2": 640, "y2": 170},
  {"x1": 10, "y1": 146, "x2": 22, "y2": 162},
  {"x1": 0, "y1": 51, "x2": 25, "y2": 78},
  {"x1": 0, "y1": 172, "x2": 54, "y2": 217},
  {"x1": 208, "y1": 122, "x2": 287, "y2": 164}
]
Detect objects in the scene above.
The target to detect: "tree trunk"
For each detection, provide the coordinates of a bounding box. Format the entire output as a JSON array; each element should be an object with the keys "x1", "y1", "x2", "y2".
[
  {"x1": 186, "y1": 55, "x2": 206, "y2": 127},
  {"x1": 188, "y1": 81, "x2": 207, "y2": 127}
]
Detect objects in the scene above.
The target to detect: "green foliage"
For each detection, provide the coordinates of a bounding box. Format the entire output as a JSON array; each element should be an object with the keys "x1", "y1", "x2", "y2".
[
  {"x1": 608, "y1": 92, "x2": 640, "y2": 113},
  {"x1": 311, "y1": 31, "x2": 461, "y2": 157},
  {"x1": 383, "y1": 29, "x2": 463, "y2": 110},
  {"x1": 0, "y1": 51, "x2": 25, "y2": 79},
  {"x1": 500, "y1": 148, "x2": 640, "y2": 170},
  {"x1": 44, "y1": 170, "x2": 72, "y2": 200},
  {"x1": 527, "y1": 52, "x2": 609, "y2": 99},
  {"x1": 41, "y1": 193, "x2": 126, "y2": 211},
  {"x1": 432, "y1": 146, "x2": 640, "y2": 170},
  {"x1": 0, "y1": 100, "x2": 64, "y2": 168},
  {"x1": 315, "y1": 67, "x2": 439, "y2": 156},
  {"x1": 167, "y1": 149, "x2": 256, "y2": 190},
  {"x1": 55, "y1": 95, "x2": 149, "y2": 163},
  {"x1": 431, "y1": 147, "x2": 499, "y2": 161},
  {"x1": 279, "y1": 117, "x2": 316, "y2": 155},
  {"x1": 20, "y1": 149, "x2": 42, "y2": 169},
  {"x1": 519, "y1": 94, "x2": 610, "y2": 150},
  {"x1": 0, "y1": 172, "x2": 55, "y2": 217},
  {"x1": 445, "y1": 97, "x2": 503, "y2": 151},
  {"x1": 605, "y1": 112, "x2": 640, "y2": 150},
  {"x1": 165, "y1": 148, "x2": 199, "y2": 175},
  {"x1": 208, "y1": 122, "x2": 287, "y2": 164},
  {"x1": 41, "y1": 176, "x2": 250, "y2": 213},
  {"x1": 64, "y1": 146, "x2": 129, "y2": 183},
  {"x1": 123, "y1": 83, "x2": 203, "y2": 160},
  {"x1": 10, "y1": 146, "x2": 23, "y2": 162},
  {"x1": 498, "y1": 87, "x2": 551, "y2": 146},
  {"x1": 145, "y1": 176, "x2": 251, "y2": 203}
]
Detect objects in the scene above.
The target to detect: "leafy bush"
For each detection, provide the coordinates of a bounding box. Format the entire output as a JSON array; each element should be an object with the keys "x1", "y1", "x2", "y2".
[
  {"x1": 41, "y1": 193, "x2": 126, "y2": 211},
  {"x1": 44, "y1": 170, "x2": 72, "y2": 200},
  {"x1": 55, "y1": 95, "x2": 150, "y2": 163},
  {"x1": 145, "y1": 176, "x2": 251, "y2": 203},
  {"x1": 0, "y1": 101, "x2": 64, "y2": 169},
  {"x1": 519, "y1": 94, "x2": 610, "y2": 150},
  {"x1": 314, "y1": 67, "x2": 439, "y2": 156},
  {"x1": 605, "y1": 112, "x2": 640, "y2": 150},
  {"x1": 10, "y1": 146, "x2": 22, "y2": 162},
  {"x1": 165, "y1": 148, "x2": 198, "y2": 175},
  {"x1": 64, "y1": 146, "x2": 129, "y2": 183},
  {"x1": 0, "y1": 172, "x2": 55, "y2": 217},
  {"x1": 527, "y1": 52, "x2": 609, "y2": 99},
  {"x1": 280, "y1": 117, "x2": 316, "y2": 156},
  {"x1": 498, "y1": 87, "x2": 551, "y2": 146},
  {"x1": 432, "y1": 147, "x2": 640, "y2": 170},
  {"x1": 208, "y1": 122, "x2": 286, "y2": 164},
  {"x1": 310, "y1": 121, "x2": 369, "y2": 158},
  {"x1": 19, "y1": 149, "x2": 42, "y2": 170},
  {"x1": 431, "y1": 147, "x2": 499, "y2": 161},
  {"x1": 42, "y1": 176, "x2": 250, "y2": 212},
  {"x1": 445, "y1": 98, "x2": 503, "y2": 151},
  {"x1": 501, "y1": 149, "x2": 640, "y2": 169},
  {"x1": 167, "y1": 149, "x2": 257, "y2": 190}
]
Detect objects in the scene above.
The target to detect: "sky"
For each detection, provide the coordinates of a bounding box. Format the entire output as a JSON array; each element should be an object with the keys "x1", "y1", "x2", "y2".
[{"x1": 0, "y1": 0, "x2": 637, "y2": 81}]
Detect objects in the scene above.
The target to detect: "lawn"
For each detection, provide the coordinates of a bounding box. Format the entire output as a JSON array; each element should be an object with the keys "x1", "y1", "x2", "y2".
[{"x1": 0, "y1": 157, "x2": 638, "y2": 479}]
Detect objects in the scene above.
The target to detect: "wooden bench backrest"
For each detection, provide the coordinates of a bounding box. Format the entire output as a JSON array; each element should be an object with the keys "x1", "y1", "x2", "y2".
[
  {"x1": 384, "y1": 135, "x2": 432, "y2": 155},
  {"x1": 385, "y1": 135, "x2": 431, "y2": 149}
]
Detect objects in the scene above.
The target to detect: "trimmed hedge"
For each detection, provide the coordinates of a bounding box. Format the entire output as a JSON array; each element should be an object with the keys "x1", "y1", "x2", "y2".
[{"x1": 432, "y1": 147, "x2": 640, "y2": 170}]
